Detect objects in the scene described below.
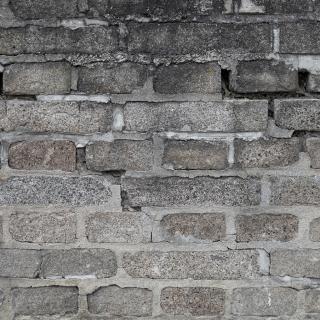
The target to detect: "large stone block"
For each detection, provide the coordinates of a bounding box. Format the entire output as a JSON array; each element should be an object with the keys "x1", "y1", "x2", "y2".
[
  {"x1": 306, "y1": 138, "x2": 320, "y2": 169},
  {"x1": 305, "y1": 289, "x2": 320, "y2": 313},
  {"x1": 310, "y1": 218, "x2": 320, "y2": 242}
]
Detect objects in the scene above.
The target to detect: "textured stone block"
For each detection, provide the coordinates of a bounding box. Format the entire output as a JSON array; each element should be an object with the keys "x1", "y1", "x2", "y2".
[
  {"x1": 86, "y1": 140, "x2": 153, "y2": 171},
  {"x1": 161, "y1": 287, "x2": 225, "y2": 316},
  {"x1": 154, "y1": 63, "x2": 221, "y2": 94},
  {"x1": 234, "y1": 138, "x2": 300, "y2": 168},
  {"x1": 88, "y1": 286, "x2": 152, "y2": 316},
  {"x1": 78, "y1": 63, "x2": 148, "y2": 94},
  {"x1": 236, "y1": 214, "x2": 298, "y2": 242},
  {"x1": 162, "y1": 140, "x2": 229, "y2": 170},
  {"x1": 231, "y1": 60, "x2": 298, "y2": 93},
  {"x1": 306, "y1": 138, "x2": 320, "y2": 169},
  {"x1": 124, "y1": 101, "x2": 268, "y2": 133},
  {"x1": 157, "y1": 213, "x2": 225, "y2": 243},
  {"x1": 270, "y1": 249, "x2": 320, "y2": 277},
  {"x1": 0, "y1": 289, "x2": 3, "y2": 306},
  {"x1": 305, "y1": 290, "x2": 320, "y2": 313},
  {"x1": 307, "y1": 73, "x2": 320, "y2": 92},
  {"x1": 9, "y1": 140, "x2": 76, "y2": 171},
  {"x1": 12, "y1": 286, "x2": 78, "y2": 316},
  {"x1": 9, "y1": 211, "x2": 76, "y2": 243},
  {"x1": 41, "y1": 249, "x2": 117, "y2": 279},
  {"x1": 123, "y1": 250, "x2": 261, "y2": 279},
  {"x1": 3, "y1": 63, "x2": 71, "y2": 95},
  {"x1": 86, "y1": 212, "x2": 152, "y2": 243},
  {"x1": 232, "y1": 287, "x2": 297, "y2": 316},
  {"x1": 310, "y1": 218, "x2": 320, "y2": 242},
  {"x1": 122, "y1": 176, "x2": 261, "y2": 207}
]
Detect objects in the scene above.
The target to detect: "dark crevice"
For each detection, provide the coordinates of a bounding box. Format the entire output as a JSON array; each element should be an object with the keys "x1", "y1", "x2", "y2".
[
  {"x1": 268, "y1": 99, "x2": 274, "y2": 118},
  {"x1": 221, "y1": 68, "x2": 231, "y2": 98},
  {"x1": 0, "y1": 73, "x2": 3, "y2": 95},
  {"x1": 298, "y1": 69, "x2": 309, "y2": 92}
]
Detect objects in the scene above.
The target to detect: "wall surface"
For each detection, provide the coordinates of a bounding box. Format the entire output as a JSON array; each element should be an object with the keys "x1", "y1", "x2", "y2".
[{"x1": 0, "y1": 0, "x2": 320, "y2": 319}]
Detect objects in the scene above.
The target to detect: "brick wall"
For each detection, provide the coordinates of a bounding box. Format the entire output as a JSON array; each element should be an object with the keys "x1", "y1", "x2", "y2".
[{"x1": 0, "y1": 0, "x2": 320, "y2": 319}]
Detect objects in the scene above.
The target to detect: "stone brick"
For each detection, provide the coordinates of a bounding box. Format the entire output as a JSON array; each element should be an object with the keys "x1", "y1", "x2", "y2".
[
  {"x1": 87, "y1": 286, "x2": 152, "y2": 316},
  {"x1": 0, "y1": 100, "x2": 114, "y2": 134},
  {"x1": 86, "y1": 212, "x2": 152, "y2": 243},
  {"x1": 270, "y1": 249, "x2": 320, "y2": 278},
  {"x1": 0, "y1": 249, "x2": 41, "y2": 278},
  {"x1": 41, "y1": 249, "x2": 117, "y2": 279},
  {"x1": 0, "y1": 289, "x2": 3, "y2": 306},
  {"x1": 275, "y1": 99, "x2": 320, "y2": 131},
  {"x1": 3, "y1": 63, "x2": 71, "y2": 95},
  {"x1": 162, "y1": 140, "x2": 229, "y2": 170},
  {"x1": 128, "y1": 23, "x2": 272, "y2": 55},
  {"x1": 234, "y1": 138, "x2": 300, "y2": 168},
  {"x1": 160, "y1": 287, "x2": 225, "y2": 316},
  {"x1": 270, "y1": 176, "x2": 320, "y2": 206},
  {"x1": 230, "y1": 60, "x2": 298, "y2": 93},
  {"x1": 157, "y1": 213, "x2": 226, "y2": 243},
  {"x1": 236, "y1": 214, "x2": 298, "y2": 242},
  {"x1": 305, "y1": 290, "x2": 320, "y2": 313},
  {"x1": 154, "y1": 63, "x2": 221, "y2": 94},
  {"x1": 78, "y1": 63, "x2": 148, "y2": 94},
  {"x1": 306, "y1": 138, "x2": 320, "y2": 169},
  {"x1": 0, "y1": 176, "x2": 116, "y2": 206},
  {"x1": 9, "y1": 211, "x2": 76, "y2": 243},
  {"x1": 0, "y1": 216, "x2": 2, "y2": 242},
  {"x1": 307, "y1": 73, "x2": 320, "y2": 92},
  {"x1": 8, "y1": 140, "x2": 76, "y2": 171},
  {"x1": 124, "y1": 100, "x2": 268, "y2": 133},
  {"x1": 122, "y1": 250, "x2": 261, "y2": 279},
  {"x1": 12, "y1": 286, "x2": 78, "y2": 316},
  {"x1": 310, "y1": 218, "x2": 320, "y2": 242},
  {"x1": 122, "y1": 176, "x2": 261, "y2": 207},
  {"x1": 86, "y1": 140, "x2": 153, "y2": 171},
  {"x1": 232, "y1": 287, "x2": 297, "y2": 316}
]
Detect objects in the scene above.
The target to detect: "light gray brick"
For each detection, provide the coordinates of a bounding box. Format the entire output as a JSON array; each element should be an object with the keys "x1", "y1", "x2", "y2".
[
  {"x1": 306, "y1": 138, "x2": 320, "y2": 169},
  {"x1": 305, "y1": 289, "x2": 320, "y2": 313},
  {"x1": 310, "y1": 218, "x2": 320, "y2": 242}
]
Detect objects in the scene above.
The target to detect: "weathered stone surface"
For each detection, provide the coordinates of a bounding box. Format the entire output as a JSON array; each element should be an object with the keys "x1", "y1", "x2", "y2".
[
  {"x1": 0, "y1": 249, "x2": 41, "y2": 278},
  {"x1": 270, "y1": 176, "x2": 320, "y2": 206},
  {"x1": 41, "y1": 249, "x2": 117, "y2": 279},
  {"x1": 88, "y1": 286, "x2": 153, "y2": 316},
  {"x1": 0, "y1": 216, "x2": 3, "y2": 242},
  {"x1": 0, "y1": 289, "x2": 3, "y2": 306},
  {"x1": 122, "y1": 176, "x2": 261, "y2": 207},
  {"x1": 0, "y1": 100, "x2": 114, "y2": 134},
  {"x1": 3, "y1": 62, "x2": 71, "y2": 95},
  {"x1": 161, "y1": 287, "x2": 225, "y2": 316},
  {"x1": 305, "y1": 289, "x2": 320, "y2": 313},
  {"x1": 232, "y1": 287, "x2": 297, "y2": 316},
  {"x1": 9, "y1": 140, "x2": 76, "y2": 171},
  {"x1": 154, "y1": 63, "x2": 221, "y2": 94},
  {"x1": 236, "y1": 214, "x2": 298, "y2": 242},
  {"x1": 234, "y1": 138, "x2": 300, "y2": 168},
  {"x1": 86, "y1": 140, "x2": 153, "y2": 171},
  {"x1": 124, "y1": 101, "x2": 268, "y2": 133},
  {"x1": 270, "y1": 249, "x2": 320, "y2": 277},
  {"x1": 157, "y1": 213, "x2": 226, "y2": 243},
  {"x1": 0, "y1": 176, "x2": 115, "y2": 206},
  {"x1": 306, "y1": 138, "x2": 320, "y2": 169},
  {"x1": 12, "y1": 286, "x2": 78, "y2": 316},
  {"x1": 162, "y1": 140, "x2": 229, "y2": 170},
  {"x1": 123, "y1": 250, "x2": 261, "y2": 279},
  {"x1": 307, "y1": 73, "x2": 320, "y2": 92},
  {"x1": 78, "y1": 63, "x2": 149, "y2": 94},
  {"x1": 9, "y1": 211, "x2": 76, "y2": 243},
  {"x1": 274, "y1": 99, "x2": 320, "y2": 131},
  {"x1": 310, "y1": 218, "x2": 320, "y2": 242},
  {"x1": 230, "y1": 60, "x2": 298, "y2": 93},
  {"x1": 86, "y1": 212, "x2": 152, "y2": 243},
  {"x1": 128, "y1": 23, "x2": 272, "y2": 55}
]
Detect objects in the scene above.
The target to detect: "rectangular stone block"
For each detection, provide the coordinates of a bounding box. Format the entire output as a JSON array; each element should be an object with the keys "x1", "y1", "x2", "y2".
[
  {"x1": 78, "y1": 63, "x2": 148, "y2": 94},
  {"x1": 12, "y1": 286, "x2": 78, "y2": 316},
  {"x1": 305, "y1": 290, "x2": 320, "y2": 313},
  {"x1": 306, "y1": 138, "x2": 320, "y2": 169},
  {"x1": 307, "y1": 73, "x2": 320, "y2": 92},
  {"x1": 3, "y1": 62, "x2": 71, "y2": 95},
  {"x1": 234, "y1": 138, "x2": 300, "y2": 168},
  {"x1": 236, "y1": 214, "x2": 298, "y2": 242},
  {"x1": 0, "y1": 249, "x2": 41, "y2": 278},
  {"x1": 86, "y1": 140, "x2": 153, "y2": 171},
  {"x1": 41, "y1": 249, "x2": 117, "y2": 279},
  {"x1": 270, "y1": 249, "x2": 320, "y2": 278},
  {"x1": 154, "y1": 63, "x2": 221, "y2": 94},
  {"x1": 87, "y1": 286, "x2": 153, "y2": 316},
  {"x1": 122, "y1": 250, "x2": 262, "y2": 279},
  {"x1": 230, "y1": 60, "x2": 298, "y2": 93},
  {"x1": 310, "y1": 218, "x2": 320, "y2": 242},
  {"x1": 9, "y1": 140, "x2": 76, "y2": 171},
  {"x1": 162, "y1": 140, "x2": 229, "y2": 170},
  {"x1": 128, "y1": 23, "x2": 272, "y2": 55},
  {"x1": 160, "y1": 287, "x2": 225, "y2": 316},
  {"x1": 85, "y1": 212, "x2": 152, "y2": 243},
  {"x1": 232, "y1": 287, "x2": 297, "y2": 316},
  {"x1": 124, "y1": 100, "x2": 268, "y2": 133},
  {"x1": 9, "y1": 211, "x2": 77, "y2": 243},
  {"x1": 122, "y1": 176, "x2": 261, "y2": 207}
]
